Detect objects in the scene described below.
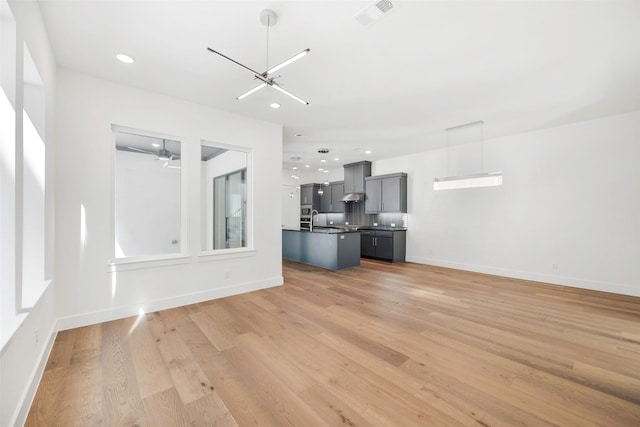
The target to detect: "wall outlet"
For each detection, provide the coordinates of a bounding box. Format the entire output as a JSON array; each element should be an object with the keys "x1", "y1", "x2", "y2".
[{"x1": 225, "y1": 271, "x2": 231, "y2": 279}]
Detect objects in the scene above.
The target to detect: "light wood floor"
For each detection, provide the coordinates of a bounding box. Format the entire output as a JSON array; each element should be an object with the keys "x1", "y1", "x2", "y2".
[{"x1": 26, "y1": 259, "x2": 640, "y2": 426}]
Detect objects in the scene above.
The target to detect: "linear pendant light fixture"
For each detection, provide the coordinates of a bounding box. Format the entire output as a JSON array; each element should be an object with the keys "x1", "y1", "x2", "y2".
[{"x1": 433, "y1": 120, "x2": 503, "y2": 191}]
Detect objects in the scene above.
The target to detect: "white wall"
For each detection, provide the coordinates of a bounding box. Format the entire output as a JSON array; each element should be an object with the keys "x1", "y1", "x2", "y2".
[
  {"x1": 55, "y1": 68, "x2": 283, "y2": 329},
  {"x1": 0, "y1": 1, "x2": 57, "y2": 426},
  {"x1": 374, "y1": 110, "x2": 640, "y2": 296},
  {"x1": 281, "y1": 185, "x2": 301, "y2": 229}
]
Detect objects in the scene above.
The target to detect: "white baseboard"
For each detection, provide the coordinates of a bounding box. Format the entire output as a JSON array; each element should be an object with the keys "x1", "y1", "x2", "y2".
[
  {"x1": 12, "y1": 325, "x2": 57, "y2": 427},
  {"x1": 406, "y1": 256, "x2": 639, "y2": 297},
  {"x1": 56, "y1": 276, "x2": 284, "y2": 332}
]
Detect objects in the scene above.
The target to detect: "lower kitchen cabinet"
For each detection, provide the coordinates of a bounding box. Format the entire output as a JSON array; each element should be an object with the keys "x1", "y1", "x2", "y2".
[{"x1": 360, "y1": 229, "x2": 406, "y2": 262}]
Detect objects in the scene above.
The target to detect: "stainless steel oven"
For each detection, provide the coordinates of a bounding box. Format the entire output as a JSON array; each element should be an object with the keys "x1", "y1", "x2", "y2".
[{"x1": 300, "y1": 204, "x2": 311, "y2": 230}]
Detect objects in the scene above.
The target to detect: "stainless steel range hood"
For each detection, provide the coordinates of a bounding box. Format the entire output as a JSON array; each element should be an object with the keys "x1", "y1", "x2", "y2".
[{"x1": 340, "y1": 193, "x2": 365, "y2": 202}]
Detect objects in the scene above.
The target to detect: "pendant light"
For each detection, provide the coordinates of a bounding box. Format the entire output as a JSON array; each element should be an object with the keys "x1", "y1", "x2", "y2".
[{"x1": 433, "y1": 120, "x2": 503, "y2": 190}]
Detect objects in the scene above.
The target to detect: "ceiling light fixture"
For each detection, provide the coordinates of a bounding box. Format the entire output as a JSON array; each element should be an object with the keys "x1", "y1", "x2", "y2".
[
  {"x1": 207, "y1": 9, "x2": 310, "y2": 105},
  {"x1": 237, "y1": 83, "x2": 266, "y2": 100},
  {"x1": 433, "y1": 121, "x2": 503, "y2": 191},
  {"x1": 116, "y1": 54, "x2": 135, "y2": 64},
  {"x1": 270, "y1": 102, "x2": 281, "y2": 109}
]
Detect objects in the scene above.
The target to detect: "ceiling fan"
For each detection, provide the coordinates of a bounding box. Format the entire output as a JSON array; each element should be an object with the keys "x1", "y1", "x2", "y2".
[
  {"x1": 207, "y1": 9, "x2": 310, "y2": 105},
  {"x1": 127, "y1": 139, "x2": 180, "y2": 163}
]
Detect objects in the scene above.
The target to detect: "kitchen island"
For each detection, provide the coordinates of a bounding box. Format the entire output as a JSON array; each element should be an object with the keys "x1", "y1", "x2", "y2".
[{"x1": 282, "y1": 228, "x2": 361, "y2": 270}]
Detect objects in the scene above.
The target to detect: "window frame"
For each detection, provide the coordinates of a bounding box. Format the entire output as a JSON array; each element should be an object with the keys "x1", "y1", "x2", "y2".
[
  {"x1": 198, "y1": 139, "x2": 254, "y2": 259},
  {"x1": 109, "y1": 124, "x2": 188, "y2": 269}
]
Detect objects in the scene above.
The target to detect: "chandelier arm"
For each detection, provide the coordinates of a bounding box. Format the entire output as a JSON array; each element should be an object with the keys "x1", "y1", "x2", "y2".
[
  {"x1": 236, "y1": 82, "x2": 267, "y2": 101},
  {"x1": 266, "y1": 48, "x2": 311, "y2": 75},
  {"x1": 272, "y1": 83, "x2": 309, "y2": 105},
  {"x1": 207, "y1": 47, "x2": 269, "y2": 83}
]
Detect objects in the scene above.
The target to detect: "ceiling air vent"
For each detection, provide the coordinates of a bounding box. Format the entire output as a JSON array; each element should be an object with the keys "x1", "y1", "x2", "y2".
[{"x1": 354, "y1": 0, "x2": 395, "y2": 26}]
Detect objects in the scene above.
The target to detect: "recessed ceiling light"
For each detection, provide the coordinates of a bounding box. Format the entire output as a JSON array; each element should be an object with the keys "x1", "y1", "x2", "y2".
[
  {"x1": 305, "y1": 164, "x2": 310, "y2": 168},
  {"x1": 116, "y1": 54, "x2": 135, "y2": 64},
  {"x1": 270, "y1": 102, "x2": 281, "y2": 109},
  {"x1": 318, "y1": 168, "x2": 324, "y2": 171},
  {"x1": 292, "y1": 166, "x2": 298, "y2": 170},
  {"x1": 320, "y1": 159, "x2": 327, "y2": 163},
  {"x1": 365, "y1": 150, "x2": 372, "y2": 154},
  {"x1": 334, "y1": 157, "x2": 340, "y2": 161}
]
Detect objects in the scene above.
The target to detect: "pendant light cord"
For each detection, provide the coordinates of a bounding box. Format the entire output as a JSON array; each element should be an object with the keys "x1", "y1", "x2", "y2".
[
  {"x1": 266, "y1": 15, "x2": 270, "y2": 72},
  {"x1": 446, "y1": 130, "x2": 451, "y2": 177},
  {"x1": 480, "y1": 121, "x2": 484, "y2": 173}
]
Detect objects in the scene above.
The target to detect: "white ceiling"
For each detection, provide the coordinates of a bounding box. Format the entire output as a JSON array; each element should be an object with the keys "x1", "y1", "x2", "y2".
[{"x1": 38, "y1": 0, "x2": 640, "y2": 180}]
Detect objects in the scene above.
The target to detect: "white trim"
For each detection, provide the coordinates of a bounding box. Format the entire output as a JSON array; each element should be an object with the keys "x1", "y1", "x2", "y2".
[
  {"x1": 406, "y1": 256, "x2": 640, "y2": 297},
  {"x1": 197, "y1": 247, "x2": 256, "y2": 262},
  {"x1": 106, "y1": 254, "x2": 191, "y2": 272},
  {"x1": 199, "y1": 139, "x2": 254, "y2": 252},
  {"x1": 56, "y1": 276, "x2": 284, "y2": 332},
  {"x1": 10, "y1": 323, "x2": 57, "y2": 427},
  {"x1": 110, "y1": 124, "x2": 188, "y2": 262}
]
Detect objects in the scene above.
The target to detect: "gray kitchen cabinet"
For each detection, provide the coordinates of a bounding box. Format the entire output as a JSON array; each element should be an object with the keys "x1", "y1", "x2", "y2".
[
  {"x1": 360, "y1": 231, "x2": 376, "y2": 257},
  {"x1": 319, "y1": 184, "x2": 331, "y2": 212},
  {"x1": 300, "y1": 183, "x2": 321, "y2": 208},
  {"x1": 319, "y1": 181, "x2": 345, "y2": 213},
  {"x1": 360, "y1": 229, "x2": 406, "y2": 262},
  {"x1": 330, "y1": 182, "x2": 345, "y2": 213},
  {"x1": 365, "y1": 173, "x2": 407, "y2": 213},
  {"x1": 343, "y1": 161, "x2": 371, "y2": 194}
]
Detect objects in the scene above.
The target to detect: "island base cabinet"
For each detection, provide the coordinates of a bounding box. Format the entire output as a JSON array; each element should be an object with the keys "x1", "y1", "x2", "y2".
[
  {"x1": 283, "y1": 230, "x2": 361, "y2": 270},
  {"x1": 360, "y1": 230, "x2": 406, "y2": 263}
]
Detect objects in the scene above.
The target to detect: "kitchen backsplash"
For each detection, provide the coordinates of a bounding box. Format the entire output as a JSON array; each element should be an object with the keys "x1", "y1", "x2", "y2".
[
  {"x1": 313, "y1": 206, "x2": 408, "y2": 229},
  {"x1": 375, "y1": 212, "x2": 408, "y2": 228}
]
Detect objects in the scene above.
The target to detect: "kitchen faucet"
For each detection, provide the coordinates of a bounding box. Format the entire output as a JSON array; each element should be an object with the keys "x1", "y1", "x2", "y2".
[{"x1": 310, "y1": 209, "x2": 319, "y2": 232}]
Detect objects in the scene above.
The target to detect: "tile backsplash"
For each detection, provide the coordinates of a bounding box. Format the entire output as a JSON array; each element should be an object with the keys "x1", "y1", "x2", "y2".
[{"x1": 314, "y1": 204, "x2": 408, "y2": 229}]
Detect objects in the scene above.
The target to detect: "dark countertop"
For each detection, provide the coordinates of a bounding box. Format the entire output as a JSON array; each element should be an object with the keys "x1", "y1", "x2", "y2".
[
  {"x1": 282, "y1": 227, "x2": 360, "y2": 234},
  {"x1": 358, "y1": 226, "x2": 407, "y2": 232},
  {"x1": 283, "y1": 226, "x2": 407, "y2": 233}
]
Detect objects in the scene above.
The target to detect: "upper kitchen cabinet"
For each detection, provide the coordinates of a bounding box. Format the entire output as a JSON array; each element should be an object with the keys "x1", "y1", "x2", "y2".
[
  {"x1": 320, "y1": 181, "x2": 345, "y2": 213},
  {"x1": 365, "y1": 173, "x2": 407, "y2": 213},
  {"x1": 330, "y1": 182, "x2": 345, "y2": 212},
  {"x1": 300, "y1": 183, "x2": 321, "y2": 207},
  {"x1": 343, "y1": 161, "x2": 371, "y2": 194}
]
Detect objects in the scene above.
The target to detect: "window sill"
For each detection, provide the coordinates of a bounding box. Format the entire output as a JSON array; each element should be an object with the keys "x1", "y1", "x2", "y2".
[
  {"x1": 107, "y1": 254, "x2": 191, "y2": 272},
  {"x1": 198, "y1": 247, "x2": 256, "y2": 262}
]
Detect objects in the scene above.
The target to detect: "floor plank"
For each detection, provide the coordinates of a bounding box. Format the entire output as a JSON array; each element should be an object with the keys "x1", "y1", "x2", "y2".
[{"x1": 26, "y1": 259, "x2": 640, "y2": 426}]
